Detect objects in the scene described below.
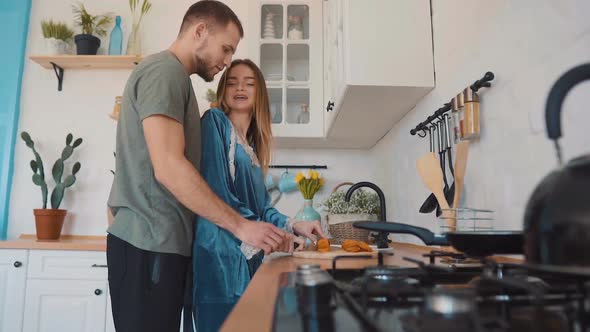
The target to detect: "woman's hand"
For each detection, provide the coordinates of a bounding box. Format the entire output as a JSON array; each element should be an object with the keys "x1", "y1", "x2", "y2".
[
  {"x1": 292, "y1": 220, "x2": 327, "y2": 244},
  {"x1": 276, "y1": 233, "x2": 305, "y2": 253}
]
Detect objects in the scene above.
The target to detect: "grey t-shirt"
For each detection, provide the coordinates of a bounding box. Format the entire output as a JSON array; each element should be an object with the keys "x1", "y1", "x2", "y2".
[{"x1": 107, "y1": 51, "x2": 201, "y2": 256}]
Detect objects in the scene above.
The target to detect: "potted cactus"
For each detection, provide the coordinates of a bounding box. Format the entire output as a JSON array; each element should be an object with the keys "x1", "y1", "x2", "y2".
[{"x1": 21, "y1": 132, "x2": 83, "y2": 240}]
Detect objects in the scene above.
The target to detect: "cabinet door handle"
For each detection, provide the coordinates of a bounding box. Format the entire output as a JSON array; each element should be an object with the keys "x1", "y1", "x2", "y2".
[
  {"x1": 14, "y1": 261, "x2": 22, "y2": 268},
  {"x1": 91, "y1": 264, "x2": 108, "y2": 268},
  {"x1": 326, "y1": 101, "x2": 334, "y2": 112},
  {"x1": 94, "y1": 289, "x2": 103, "y2": 296}
]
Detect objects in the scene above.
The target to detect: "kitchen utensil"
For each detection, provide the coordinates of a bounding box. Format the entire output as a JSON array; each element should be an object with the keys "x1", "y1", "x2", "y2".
[
  {"x1": 463, "y1": 87, "x2": 481, "y2": 139},
  {"x1": 438, "y1": 120, "x2": 450, "y2": 193},
  {"x1": 444, "y1": 114, "x2": 456, "y2": 198},
  {"x1": 416, "y1": 151, "x2": 455, "y2": 228},
  {"x1": 419, "y1": 125, "x2": 439, "y2": 214},
  {"x1": 452, "y1": 141, "x2": 470, "y2": 208},
  {"x1": 353, "y1": 221, "x2": 523, "y2": 257},
  {"x1": 524, "y1": 62, "x2": 590, "y2": 266},
  {"x1": 436, "y1": 115, "x2": 455, "y2": 217},
  {"x1": 435, "y1": 120, "x2": 448, "y2": 217}
]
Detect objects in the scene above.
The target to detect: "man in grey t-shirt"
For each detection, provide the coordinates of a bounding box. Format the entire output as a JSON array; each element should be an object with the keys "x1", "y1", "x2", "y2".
[{"x1": 106, "y1": 2, "x2": 291, "y2": 331}]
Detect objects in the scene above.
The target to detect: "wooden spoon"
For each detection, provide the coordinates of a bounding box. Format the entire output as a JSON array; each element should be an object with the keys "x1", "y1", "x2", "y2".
[
  {"x1": 416, "y1": 152, "x2": 454, "y2": 228},
  {"x1": 452, "y1": 141, "x2": 470, "y2": 209}
]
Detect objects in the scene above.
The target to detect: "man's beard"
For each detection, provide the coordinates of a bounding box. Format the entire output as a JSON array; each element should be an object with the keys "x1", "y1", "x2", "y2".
[{"x1": 195, "y1": 54, "x2": 214, "y2": 82}]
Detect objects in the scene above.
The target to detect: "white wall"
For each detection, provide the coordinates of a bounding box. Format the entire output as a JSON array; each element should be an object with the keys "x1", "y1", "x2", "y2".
[
  {"x1": 371, "y1": 0, "x2": 590, "y2": 243},
  {"x1": 8, "y1": 0, "x2": 377, "y2": 238}
]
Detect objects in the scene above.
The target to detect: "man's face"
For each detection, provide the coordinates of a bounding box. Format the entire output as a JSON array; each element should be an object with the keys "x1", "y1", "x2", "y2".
[{"x1": 194, "y1": 22, "x2": 240, "y2": 82}]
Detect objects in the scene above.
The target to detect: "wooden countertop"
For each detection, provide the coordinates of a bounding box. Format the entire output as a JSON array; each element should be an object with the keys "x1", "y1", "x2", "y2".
[
  {"x1": 220, "y1": 242, "x2": 523, "y2": 332},
  {"x1": 0, "y1": 234, "x2": 106, "y2": 251}
]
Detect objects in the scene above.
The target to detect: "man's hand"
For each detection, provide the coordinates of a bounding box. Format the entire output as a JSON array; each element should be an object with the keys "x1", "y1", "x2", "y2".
[
  {"x1": 236, "y1": 220, "x2": 287, "y2": 255},
  {"x1": 292, "y1": 220, "x2": 327, "y2": 244}
]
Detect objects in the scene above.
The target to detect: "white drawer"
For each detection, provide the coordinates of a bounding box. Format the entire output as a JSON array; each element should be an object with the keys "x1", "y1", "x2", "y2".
[{"x1": 27, "y1": 250, "x2": 107, "y2": 280}]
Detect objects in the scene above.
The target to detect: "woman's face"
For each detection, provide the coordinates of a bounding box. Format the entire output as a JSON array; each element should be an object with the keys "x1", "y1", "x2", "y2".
[{"x1": 224, "y1": 64, "x2": 256, "y2": 114}]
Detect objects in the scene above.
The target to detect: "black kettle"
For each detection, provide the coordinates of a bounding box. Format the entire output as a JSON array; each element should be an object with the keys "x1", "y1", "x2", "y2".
[{"x1": 524, "y1": 63, "x2": 590, "y2": 266}]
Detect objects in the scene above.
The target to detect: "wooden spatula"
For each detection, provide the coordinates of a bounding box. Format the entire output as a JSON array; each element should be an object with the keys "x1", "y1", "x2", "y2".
[
  {"x1": 416, "y1": 152, "x2": 454, "y2": 228},
  {"x1": 452, "y1": 141, "x2": 470, "y2": 209}
]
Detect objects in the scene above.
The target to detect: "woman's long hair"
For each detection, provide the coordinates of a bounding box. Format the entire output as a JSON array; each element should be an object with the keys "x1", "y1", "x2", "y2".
[{"x1": 216, "y1": 59, "x2": 273, "y2": 174}]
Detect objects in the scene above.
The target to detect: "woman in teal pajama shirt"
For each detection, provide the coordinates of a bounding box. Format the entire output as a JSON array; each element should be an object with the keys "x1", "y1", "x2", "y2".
[{"x1": 192, "y1": 59, "x2": 326, "y2": 332}]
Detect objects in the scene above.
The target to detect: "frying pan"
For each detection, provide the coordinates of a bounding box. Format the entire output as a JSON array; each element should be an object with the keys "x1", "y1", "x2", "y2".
[{"x1": 353, "y1": 221, "x2": 524, "y2": 258}]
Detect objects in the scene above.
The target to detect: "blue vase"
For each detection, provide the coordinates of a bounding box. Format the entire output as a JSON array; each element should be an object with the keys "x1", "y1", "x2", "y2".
[
  {"x1": 108, "y1": 16, "x2": 123, "y2": 55},
  {"x1": 295, "y1": 199, "x2": 321, "y2": 222}
]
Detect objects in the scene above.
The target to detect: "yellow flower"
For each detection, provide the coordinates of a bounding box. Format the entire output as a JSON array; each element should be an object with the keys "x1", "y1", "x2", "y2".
[
  {"x1": 311, "y1": 170, "x2": 318, "y2": 180},
  {"x1": 319, "y1": 178, "x2": 325, "y2": 186},
  {"x1": 295, "y1": 173, "x2": 304, "y2": 183}
]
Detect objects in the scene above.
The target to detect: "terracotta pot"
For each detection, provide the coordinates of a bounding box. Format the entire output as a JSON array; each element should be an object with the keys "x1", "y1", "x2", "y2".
[{"x1": 33, "y1": 209, "x2": 67, "y2": 240}]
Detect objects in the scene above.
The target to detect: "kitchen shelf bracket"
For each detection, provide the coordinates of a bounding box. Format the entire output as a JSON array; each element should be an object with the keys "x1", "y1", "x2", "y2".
[{"x1": 50, "y1": 62, "x2": 64, "y2": 91}]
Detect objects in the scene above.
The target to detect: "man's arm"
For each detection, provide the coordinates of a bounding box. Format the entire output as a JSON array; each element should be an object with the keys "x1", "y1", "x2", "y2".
[{"x1": 143, "y1": 115, "x2": 285, "y2": 254}]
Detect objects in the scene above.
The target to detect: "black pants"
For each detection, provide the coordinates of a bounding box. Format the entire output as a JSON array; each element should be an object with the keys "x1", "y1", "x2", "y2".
[{"x1": 107, "y1": 234, "x2": 190, "y2": 332}]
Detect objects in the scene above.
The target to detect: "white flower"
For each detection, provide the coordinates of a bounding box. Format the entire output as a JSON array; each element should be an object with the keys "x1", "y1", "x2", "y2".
[{"x1": 305, "y1": 171, "x2": 311, "y2": 179}]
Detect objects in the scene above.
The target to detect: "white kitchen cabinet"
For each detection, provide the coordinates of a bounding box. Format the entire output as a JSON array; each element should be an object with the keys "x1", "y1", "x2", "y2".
[
  {"x1": 105, "y1": 288, "x2": 115, "y2": 332},
  {"x1": 0, "y1": 247, "x2": 192, "y2": 332},
  {"x1": 22, "y1": 279, "x2": 108, "y2": 332},
  {"x1": 323, "y1": 0, "x2": 435, "y2": 148},
  {"x1": 17, "y1": 249, "x2": 109, "y2": 332},
  {"x1": 0, "y1": 249, "x2": 27, "y2": 332},
  {"x1": 248, "y1": 0, "x2": 325, "y2": 140},
  {"x1": 249, "y1": 0, "x2": 434, "y2": 148}
]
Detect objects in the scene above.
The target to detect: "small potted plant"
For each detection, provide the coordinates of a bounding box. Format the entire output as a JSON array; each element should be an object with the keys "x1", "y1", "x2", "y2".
[
  {"x1": 21, "y1": 132, "x2": 83, "y2": 240},
  {"x1": 41, "y1": 19, "x2": 74, "y2": 55},
  {"x1": 72, "y1": 2, "x2": 113, "y2": 55},
  {"x1": 320, "y1": 183, "x2": 380, "y2": 243}
]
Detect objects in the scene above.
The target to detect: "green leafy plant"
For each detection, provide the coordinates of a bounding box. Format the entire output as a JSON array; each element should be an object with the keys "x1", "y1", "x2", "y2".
[
  {"x1": 21, "y1": 132, "x2": 83, "y2": 209},
  {"x1": 72, "y1": 2, "x2": 113, "y2": 37},
  {"x1": 321, "y1": 189, "x2": 380, "y2": 216},
  {"x1": 41, "y1": 20, "x2": 74, "y2": 42}
]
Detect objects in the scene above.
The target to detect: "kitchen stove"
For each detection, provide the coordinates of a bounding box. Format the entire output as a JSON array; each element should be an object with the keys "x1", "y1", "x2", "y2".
[
  {"x1": 423, "y1": 250, "x2": 486, "y2": 268},
  {"x1": 273, "y1": 252, "x2": 590, "y2": 332}
]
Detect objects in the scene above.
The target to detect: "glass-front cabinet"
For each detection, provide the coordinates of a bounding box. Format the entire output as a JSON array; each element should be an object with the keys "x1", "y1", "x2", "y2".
[{"x1": 249, "y1": 1, "x2": 324, "y2": 138}]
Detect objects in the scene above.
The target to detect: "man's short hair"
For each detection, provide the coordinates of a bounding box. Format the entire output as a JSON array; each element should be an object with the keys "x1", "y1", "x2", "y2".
[{"x1": 179, "y1": 0, "x2": 244, "y2": 37}]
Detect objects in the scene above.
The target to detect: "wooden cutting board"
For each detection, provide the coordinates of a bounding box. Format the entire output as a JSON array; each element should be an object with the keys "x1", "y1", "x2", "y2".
[{"x1": 292, "y1": 248, "x2": 378, "y2": 260}]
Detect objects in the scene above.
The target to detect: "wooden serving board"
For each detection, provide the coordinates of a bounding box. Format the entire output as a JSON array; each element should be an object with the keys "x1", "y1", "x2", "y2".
[{"x1": 292, "y1": 248, "x2": 377, "y2": 260}]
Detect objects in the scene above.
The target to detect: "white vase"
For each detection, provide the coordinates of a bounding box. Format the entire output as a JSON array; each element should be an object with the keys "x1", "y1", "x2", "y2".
[
  {"x1": 45, "y1": 38, "x2": 68, "y2": 55},
  {"x1": 126, "y1": 23, "x2": 142, "y2": 56}
]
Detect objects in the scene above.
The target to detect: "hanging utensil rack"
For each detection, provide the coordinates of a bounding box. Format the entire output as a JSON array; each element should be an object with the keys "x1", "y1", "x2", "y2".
[
  {"x1": 269, "y1": 165, "x2": 328, "y2": 169},
  {"x1": 410, "y1": 71, "x2": 495, "y2": 137}
]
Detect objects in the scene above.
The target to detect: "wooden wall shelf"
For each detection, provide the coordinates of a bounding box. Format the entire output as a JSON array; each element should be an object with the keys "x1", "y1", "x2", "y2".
[
  {"x1": 30, "y1": 55, "x2": 142, "y2": 69},
  {"x1": 29, "y1": 55, "x2": 143, "y2": 91}
]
